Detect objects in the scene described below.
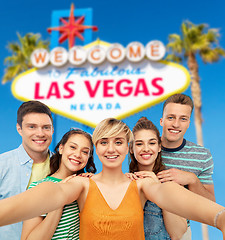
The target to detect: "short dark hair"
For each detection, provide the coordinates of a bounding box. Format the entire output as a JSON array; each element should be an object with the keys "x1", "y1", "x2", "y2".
[
  {"x1": 17, "y1": 101, "x2": 53, "y2": 127},
  {"x1": 163, "y1": 94, "x2": 194, "y2": 114}
]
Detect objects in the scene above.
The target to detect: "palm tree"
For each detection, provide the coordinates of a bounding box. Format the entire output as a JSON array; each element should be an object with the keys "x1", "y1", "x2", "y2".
[
  {"x1": 2, "y1": 33, "x2": 49, "y2": 84},
  {"x1": 166, "y1": 20, "x2": 225, "y2": 146},
  {"x1": 166, "y1": 20, "x2": 225, "y2": 240}
]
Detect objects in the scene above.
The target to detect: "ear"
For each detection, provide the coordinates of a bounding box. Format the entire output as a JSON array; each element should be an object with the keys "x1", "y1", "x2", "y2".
[
  {"x1": 158, "y1": 144, "x2": 161, "y2": 153},
  {"x1": 129, "y1": 145, "x2": 134, "y2": 154},
  {"x1": 58, "y1": 144, "x2": 63, "y2": 155},
  {"x1": 160, "y1": 118, "x2": 163, "y2": 127},
  {"x1": 16, "y1": 123, "x2": 22, "y2": 136}
]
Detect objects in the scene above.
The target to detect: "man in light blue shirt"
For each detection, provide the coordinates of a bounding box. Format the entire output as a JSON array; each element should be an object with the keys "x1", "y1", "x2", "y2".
[{"x1": 0, "y1": 101, "x2": 54, "y2": 240}]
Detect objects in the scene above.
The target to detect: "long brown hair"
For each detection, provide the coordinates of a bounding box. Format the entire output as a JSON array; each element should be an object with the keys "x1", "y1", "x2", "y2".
[
  {"x1": 129, "y1": 117, "x2": 164, "y2": 174},
  {"x1": 48, "y1": 129, "x2": 96, "y2": 176}
]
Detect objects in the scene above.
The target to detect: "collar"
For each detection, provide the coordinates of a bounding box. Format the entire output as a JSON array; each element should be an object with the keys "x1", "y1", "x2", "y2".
[
  {"x1": 162, "y1": 139, "x2": 186, "y2": 152},
  {"x1": 18, "y1": 144, "x2": 32, "y2": 165},
  {"x1": 18, "y1": 144, "x2": 52, "y2": 165}
]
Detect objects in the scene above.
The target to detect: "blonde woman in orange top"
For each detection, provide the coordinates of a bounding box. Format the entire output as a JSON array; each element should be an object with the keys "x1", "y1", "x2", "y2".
[{"x1": 0, "y1": 118, "x2": 225, "y2": 240}]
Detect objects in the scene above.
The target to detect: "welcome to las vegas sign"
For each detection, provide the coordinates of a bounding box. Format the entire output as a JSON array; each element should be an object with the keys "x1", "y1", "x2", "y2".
[{"x1": 12, "y1": 39, "x2": 190, "y2": 128}]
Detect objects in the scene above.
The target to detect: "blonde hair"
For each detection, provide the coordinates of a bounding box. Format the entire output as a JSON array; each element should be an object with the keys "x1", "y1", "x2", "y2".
[{"x1": 92, "y1": 118, "x2": 133, "y2": 146}]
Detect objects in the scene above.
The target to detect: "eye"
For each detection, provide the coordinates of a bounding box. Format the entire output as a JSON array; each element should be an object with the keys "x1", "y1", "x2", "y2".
[
  {"x1": 100, "y1": 140, "x2": 107, "y2": 145},
  {"x1": 167, "y1": 116, "x2": 174, "y2": 120},
  {"x1": 181, "y1": 117, "x2": 188, "y2": 121},
  {"x1": 44, "y1": 126, "x2": 52, "y2": 130},
  {"x1": 115, "y1": 140, "x2": 122, "y2": 145},
  {"x1": 82, "y1": 150, "x2": 89, "y2": 155},
  {"x1": 135, "y1": 142, "x2": 143, "y2": 146}
]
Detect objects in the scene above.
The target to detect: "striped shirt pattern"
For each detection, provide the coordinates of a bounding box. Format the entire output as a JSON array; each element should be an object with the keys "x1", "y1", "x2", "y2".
[
  {"x1": 29, "y1": 176, "x2": 80, "y2": 240},
  {"x1": 161, "y1": 139, "x2": 214, "y2": 185}
]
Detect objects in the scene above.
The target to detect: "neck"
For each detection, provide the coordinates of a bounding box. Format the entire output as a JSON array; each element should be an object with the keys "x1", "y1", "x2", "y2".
[
  {"x1": 98, "y1": 167, "x2": 126, "y2": 184},
  {"x1": 24, "y1": 147, "x2": 49, "y2": 163},
  {"x1": 52, "y1": 166, "x2": 76, "y2": 180},
  {"x1": 161, "y1": 136, "x2": 183, "y2": 149},
  {"x1": 138, "y1": 164, "x2": 153, "y2": 172}
]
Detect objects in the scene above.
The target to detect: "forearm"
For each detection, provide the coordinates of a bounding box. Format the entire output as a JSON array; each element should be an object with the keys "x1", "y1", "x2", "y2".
[
  {"x1": 188, "y1": 177, "x2": 215, "y2": 201},
  {"x1": 163, "y1": 210, "x2": 187, "y2": 240},
  {"x1": 23, "y1": 209, "x2": 63, "y2": 240},
  {"x1": 0, "y1": 182, "x2": 67, "y2": 226},
  {"x1": 149, "y1": 181, "x2": 223, "y2": 226}
]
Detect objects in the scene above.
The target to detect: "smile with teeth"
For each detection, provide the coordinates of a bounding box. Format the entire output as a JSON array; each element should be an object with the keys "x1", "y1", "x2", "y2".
[
  {"x1": 33, "y1": 140, "x2": 46, "y2": 144},
  {"x1": 69, "y1": 158, "x2": 81, "y2": 165},
  {"x1": 106, "y1": 155, "x2": 118, "y2": 160},
  {"x1": 141, "y1": 154, "x2": 152, "y2": 160},
  {"x1": 169, "y1": 129, "x2": 180, "y2": 134}
]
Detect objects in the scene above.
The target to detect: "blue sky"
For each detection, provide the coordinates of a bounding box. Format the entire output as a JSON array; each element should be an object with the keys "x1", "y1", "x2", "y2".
[{"x1": 0, "y1": 0, "x2": 225, "y2": 239}]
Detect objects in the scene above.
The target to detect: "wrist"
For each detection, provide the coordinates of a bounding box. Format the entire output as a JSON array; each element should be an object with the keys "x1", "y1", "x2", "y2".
[
  {"x1": 214, "y1": 209, "x2": 225, "y2": 231},
  {"x1": 188, "y1": 173, "x2": 198, "y2": 186}
]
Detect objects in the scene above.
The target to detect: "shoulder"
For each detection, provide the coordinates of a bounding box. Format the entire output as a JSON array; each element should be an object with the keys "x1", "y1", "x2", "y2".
[
  {"x1": 185, "y1": 140, "x2": 212, "y2": 156},
  {"x1": 136, "y1": 177, "x2": 160, "y2": 189},
  {"x1": 67, "y1": 175, "x2": 89, "y2": 187},
  {"x1": 0, "y1": 147, "x2": 19, "y2": 160},
  {"x1": 29, "y1": 176, "x2": 53, "y2": 189}
]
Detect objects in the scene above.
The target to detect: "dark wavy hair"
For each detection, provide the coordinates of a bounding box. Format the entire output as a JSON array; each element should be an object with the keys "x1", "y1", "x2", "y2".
[
  {"x1": 48, "y1": 129, "x2": 96, "y2": 176},
  {"x1": 129, "y1": 117, "x2": 165, "y2": 174}
]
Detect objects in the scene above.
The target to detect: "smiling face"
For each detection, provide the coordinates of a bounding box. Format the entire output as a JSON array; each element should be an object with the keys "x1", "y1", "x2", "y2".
[
  {"x1": 160, "y1": 103, "x2": 191, "y2": 148},
  {"x1": 17, "y1": 113, "x2": 53, "y2": 159},
  {"x1": 132, "y1": 129, "x2": 161, "y2": 171},
  {"x1": 59, "y1": 134, "x2": 91, "y2": 175},
  {"x1": 96, "y1": 132, "x2": 129, "y2": 169}
]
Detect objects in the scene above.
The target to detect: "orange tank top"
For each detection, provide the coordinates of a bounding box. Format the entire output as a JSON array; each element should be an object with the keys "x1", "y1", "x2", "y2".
[{"x1": 79, "y1": 178, "x2": 145, "y2": 240}]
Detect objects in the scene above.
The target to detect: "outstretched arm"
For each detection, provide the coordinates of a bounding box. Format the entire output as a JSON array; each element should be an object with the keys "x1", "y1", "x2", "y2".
[
  {"x1": 141, "y1": 180, "x2": 225, "y2": 235},
  {"x1": 163, "y1": 210, "x2": 188, "y2": 239},
  {"x1": 157, "y1": 169, "x2": 215, "y2": 201},
  {"x1": 21, "y1": 208, "x2": 63, "y2": 240},
  {"x1": 0, "y1": 177, "x2": 84, "y2": 226}
]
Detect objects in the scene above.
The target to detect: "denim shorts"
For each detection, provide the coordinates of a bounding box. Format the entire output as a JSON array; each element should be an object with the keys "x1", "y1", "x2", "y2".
[{"x1": 144, "y1": 200, "x2": 171, "y2": 240}]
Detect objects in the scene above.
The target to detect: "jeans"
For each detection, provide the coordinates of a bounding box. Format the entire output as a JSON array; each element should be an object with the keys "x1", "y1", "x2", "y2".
[{"x1": 144, "y1": 200, "x2": 171, "y2": 240}]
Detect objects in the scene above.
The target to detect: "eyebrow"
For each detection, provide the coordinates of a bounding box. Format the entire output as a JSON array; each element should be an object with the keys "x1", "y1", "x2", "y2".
[
  {"x1": 135, "y1": 138, "x2": 157, "y2": 142},
  {"x1": 166, "y1": 114, "x2": 189, "y2": 118},
  {"x1": 69, "y1": 142, "x2": 91, "y2": 150},
  {"x1": 25, "y1": 123, "x2": 52, "y2": 126}
]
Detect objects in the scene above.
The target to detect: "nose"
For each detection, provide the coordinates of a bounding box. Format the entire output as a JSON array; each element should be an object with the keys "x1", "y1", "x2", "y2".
[
  {"x1": 172, "y1": 118, "x2": 180, "y2": 128},
  {"x1": 143, "y1": 143, "x2": 150, "y2": 152},
  {"x1": 107, "y1": 141, "x2": 115, "y2": 153},
  {"x1": 74, "y1": 149, "x2": 81, "y2": 158},
  {"x1": 36, "y1": 127, "x2": 45, "y2": 137}
]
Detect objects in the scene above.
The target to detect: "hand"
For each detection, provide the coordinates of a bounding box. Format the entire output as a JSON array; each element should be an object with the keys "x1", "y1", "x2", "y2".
[
  {"x1": 157, "y1": 168, "x2": 196, "y2": 186},
  {"x1": 125, "y1": 172, "x2": 139, "y2": 180},
  {"x1": 61, "y1": 174, "x2": 77, "y2": 183},
  {"x1": 78, "y1": 172, "x2": 94, "y2": 178},
  {"x1": 134, "y1": 171, "x2": 159, "y2": 182}
]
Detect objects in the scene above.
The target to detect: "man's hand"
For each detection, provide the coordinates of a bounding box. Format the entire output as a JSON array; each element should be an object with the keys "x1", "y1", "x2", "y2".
[{"x1": 157, "y1": 168, "x2": 196, "y2": 186}]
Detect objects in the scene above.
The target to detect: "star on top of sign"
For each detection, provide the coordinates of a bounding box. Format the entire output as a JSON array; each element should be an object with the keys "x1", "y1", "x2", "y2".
[{"x1": 47, "y1": 4, "x2": 98, "y2": 48}]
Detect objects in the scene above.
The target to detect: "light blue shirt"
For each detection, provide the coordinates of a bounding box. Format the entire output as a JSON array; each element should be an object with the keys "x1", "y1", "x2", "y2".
[{"x1": 0, "y1": 144, "x2": 51, "y2": 240}]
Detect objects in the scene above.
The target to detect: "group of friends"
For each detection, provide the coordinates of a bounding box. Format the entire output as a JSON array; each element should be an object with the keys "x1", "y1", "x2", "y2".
[{"x1": 0, "y1": 93, "x2": 224, "y2": 240}]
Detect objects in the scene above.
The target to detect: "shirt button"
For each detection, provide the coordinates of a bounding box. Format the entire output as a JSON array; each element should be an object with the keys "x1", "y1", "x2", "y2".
[
  {"x1": 29, "y1": 160, "x2": 32, "y2": 163},
  {"x1": 26, "y1": 173, "x2": 29, "y2": 176}
]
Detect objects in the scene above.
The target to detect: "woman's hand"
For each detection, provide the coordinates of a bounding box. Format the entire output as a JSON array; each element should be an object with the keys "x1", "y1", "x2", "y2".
[
  {"x1": 134, "y1": 171, "x2": 159, "y2": 182},
  {"x1": 125, "y1": 173, "x2": 139, "y2": 180},
  {"x1": 79, "y1": 172, "x2": 94, "y2": 178}
]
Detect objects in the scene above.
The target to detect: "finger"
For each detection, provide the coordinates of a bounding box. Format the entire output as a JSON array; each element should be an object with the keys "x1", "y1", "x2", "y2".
[
  {"x1": 159, "y1": 177, "x2": 173, "y2": 183},
  {"x1": 157, "y1": 170, "x2": 171, "y2": 176}
]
